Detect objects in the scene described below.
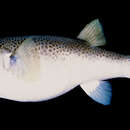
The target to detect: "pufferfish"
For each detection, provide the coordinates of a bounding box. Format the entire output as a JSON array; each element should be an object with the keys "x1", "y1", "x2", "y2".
[{"x1": 0, "y1": 19, "x2": 129, "y2": 105}]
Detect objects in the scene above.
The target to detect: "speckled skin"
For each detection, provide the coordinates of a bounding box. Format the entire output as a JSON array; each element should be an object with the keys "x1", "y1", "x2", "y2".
[
  {"x1": 0, "y1": 36, "x2": 27, "y2": 55},
  {"x1": 0, "y1": 35, "x2": 129, "y2": 101},
  {"x1": 0, "y1": 36, "x2": 129, "y2": 80},
  {"x1": 0, "y1": 35, "x2": 127, "y2": 61}
]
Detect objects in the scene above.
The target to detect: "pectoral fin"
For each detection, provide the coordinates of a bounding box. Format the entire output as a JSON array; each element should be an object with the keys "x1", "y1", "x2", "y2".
[
  {"x1": 15, "y1": 37, "x2": 41, "y2": 82},
  {"x1": 80, "y1": 80, "x2": 112, "y2": 105}
]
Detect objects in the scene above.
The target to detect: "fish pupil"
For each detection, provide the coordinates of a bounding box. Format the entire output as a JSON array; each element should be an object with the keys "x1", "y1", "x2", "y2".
[{"x1": 10, "y1": 55, "x2": 17, "y2": 66}]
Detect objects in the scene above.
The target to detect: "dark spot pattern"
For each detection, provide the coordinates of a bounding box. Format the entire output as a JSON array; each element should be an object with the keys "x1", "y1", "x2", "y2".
[
  {"x1": 0, "y1": 35, "x2": 127, "y2": 62},
  {"x1": 0, "y1": 36, "x2": 28, "y2": 55}
]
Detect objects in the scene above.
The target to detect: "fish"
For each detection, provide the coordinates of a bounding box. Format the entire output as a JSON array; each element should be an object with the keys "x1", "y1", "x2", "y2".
[{"x1": 0, "y1": 19, "x2": 129, "y2": 105}]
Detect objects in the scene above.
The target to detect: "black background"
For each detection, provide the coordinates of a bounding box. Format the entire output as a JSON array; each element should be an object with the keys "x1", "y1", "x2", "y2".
[{"x1": 0, "y1": 2, "x2": 129, "y2": 127}]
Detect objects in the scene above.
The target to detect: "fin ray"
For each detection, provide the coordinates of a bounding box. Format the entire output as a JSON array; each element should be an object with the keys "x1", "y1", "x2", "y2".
[
  {"x1": 77, "y1": 19, "x2": 106, "y2": 47},
  {"x1": 80, "y1": 80, "x2": 112, "y2": 105}
]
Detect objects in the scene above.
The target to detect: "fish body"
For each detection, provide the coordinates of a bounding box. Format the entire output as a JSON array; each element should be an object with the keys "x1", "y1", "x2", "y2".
[{"x1": 0, "y1": 19, "x2": 129, "y2": 105}]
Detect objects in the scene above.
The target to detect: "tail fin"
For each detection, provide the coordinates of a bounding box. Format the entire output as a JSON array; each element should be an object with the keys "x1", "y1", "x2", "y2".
[{"x1": 80, "y1": 80, "x2": 112, "y2": 105}]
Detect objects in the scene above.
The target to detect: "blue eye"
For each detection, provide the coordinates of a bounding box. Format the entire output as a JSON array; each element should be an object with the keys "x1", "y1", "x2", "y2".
[{"x1": 10, "y1": 55, "x2": 17, "y2": 66}]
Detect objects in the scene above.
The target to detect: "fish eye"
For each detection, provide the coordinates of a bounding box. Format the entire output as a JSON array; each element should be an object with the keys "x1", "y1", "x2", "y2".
[{"x1": 10, "y1": 55, "x2": 17, "y2": 66}]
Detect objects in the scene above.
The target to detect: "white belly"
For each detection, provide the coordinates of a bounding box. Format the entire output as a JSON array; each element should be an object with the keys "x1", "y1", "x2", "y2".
[
  {"x1": 0, "y1": 58, "x2": 78, "y2": 102},
  {"x1": 0, "y1": 53, "x2": 124, "y2": 102}
]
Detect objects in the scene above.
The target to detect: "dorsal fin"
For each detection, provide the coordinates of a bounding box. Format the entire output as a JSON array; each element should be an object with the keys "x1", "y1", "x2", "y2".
[{"x1": 77, "y1": 19, "x2": 106, "y2": 47}]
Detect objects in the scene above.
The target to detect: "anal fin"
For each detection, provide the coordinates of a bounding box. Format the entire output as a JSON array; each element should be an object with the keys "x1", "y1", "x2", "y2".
[{"x1": 80, "y1": 80, "x2": 112, "y2": 105}]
